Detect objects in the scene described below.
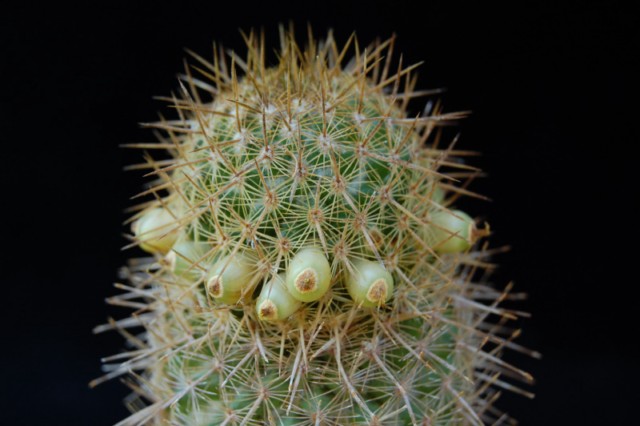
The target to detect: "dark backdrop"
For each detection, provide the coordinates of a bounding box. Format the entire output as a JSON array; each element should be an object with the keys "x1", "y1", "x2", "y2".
[{"x1": 1, "y1": 1, "x2": 637, "y2": 424}]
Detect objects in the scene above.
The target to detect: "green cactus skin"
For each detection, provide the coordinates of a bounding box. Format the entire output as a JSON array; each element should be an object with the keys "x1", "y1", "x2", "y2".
[{"x1": 93, "y1": 28, "x2": 538, "y2": 425}]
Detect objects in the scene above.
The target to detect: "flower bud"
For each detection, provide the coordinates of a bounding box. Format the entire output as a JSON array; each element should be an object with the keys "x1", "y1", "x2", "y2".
[
  {"x1": 256, "y1": 274, "x2": 301, "y2": 322},
  {"x1": 167, "y1": 241, "x2": 210, "y2": 281},
  {"x1": 132, "y1": 208, "x2": 179, "y2": 254},
  {"x1": 429, "y1": 209, "x2": 475, "y2": 253},
  {"x1": 206, "y1": 253, "x2": 254, "y2": 305},
  {"x1": 285, "y1": 248, "x2": 332, "y2": 302},
  {"x1": 346, "y1": 259, "x2": 394, "y2": 308}
]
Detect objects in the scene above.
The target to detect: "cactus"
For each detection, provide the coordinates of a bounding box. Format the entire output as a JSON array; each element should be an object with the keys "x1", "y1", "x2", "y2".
[{"x1": 94, "y1": 27, "x2": 537, "y2": 425}]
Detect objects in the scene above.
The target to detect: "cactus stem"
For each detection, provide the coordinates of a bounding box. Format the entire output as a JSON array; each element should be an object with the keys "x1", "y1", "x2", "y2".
[{"x1": 100, "y1": 28, "x2": 532, "y2": 425}]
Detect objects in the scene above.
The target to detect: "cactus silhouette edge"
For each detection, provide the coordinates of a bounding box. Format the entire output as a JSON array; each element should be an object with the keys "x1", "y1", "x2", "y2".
[{"x1": 94, "y1": 27, "x2": 538, "y2": 425}]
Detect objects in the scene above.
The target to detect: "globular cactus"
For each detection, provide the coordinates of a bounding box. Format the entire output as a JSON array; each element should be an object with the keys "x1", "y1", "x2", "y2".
[{"x1": 94, "y1": 27, "x2": 537, "y2": 425}]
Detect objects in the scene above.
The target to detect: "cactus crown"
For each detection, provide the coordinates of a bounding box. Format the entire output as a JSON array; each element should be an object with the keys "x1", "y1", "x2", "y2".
[{"x1": 94, "y1": 27, "x2": 535, "y2": 426}]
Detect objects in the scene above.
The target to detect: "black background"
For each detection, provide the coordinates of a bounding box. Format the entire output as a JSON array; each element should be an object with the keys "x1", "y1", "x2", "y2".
[{"x1": 1, "y1": 1, "x2": 637, "y2": 424}]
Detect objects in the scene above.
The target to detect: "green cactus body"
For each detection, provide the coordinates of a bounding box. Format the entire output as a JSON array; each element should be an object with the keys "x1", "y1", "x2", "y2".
[{"x1": 95, "y1": 29, "x2": 535, "y2": 425}]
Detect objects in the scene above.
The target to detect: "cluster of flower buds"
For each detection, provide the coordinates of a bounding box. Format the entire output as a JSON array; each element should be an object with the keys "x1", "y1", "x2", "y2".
[{"x1": 132, "y1": 205, "x2": 478, "y2": 322}]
